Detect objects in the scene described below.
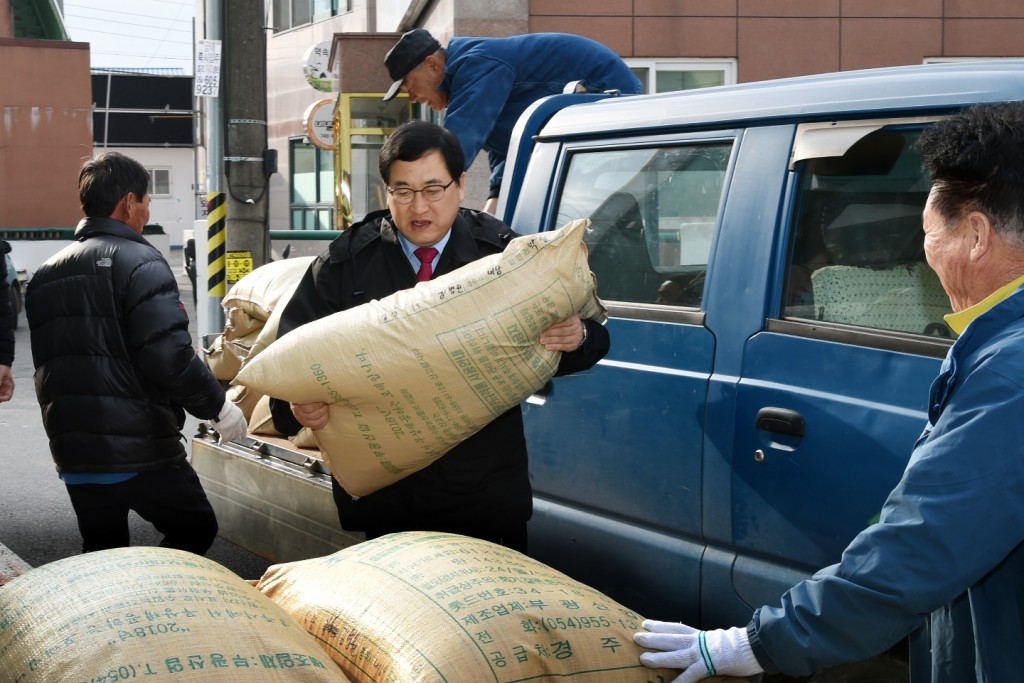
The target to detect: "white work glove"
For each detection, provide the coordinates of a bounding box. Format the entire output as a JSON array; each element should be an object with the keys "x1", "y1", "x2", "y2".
[
  {"x1": 634, "y1": 620, "x2": 763, "y2": 683},
  {"x1": 211, "y1": 397, "x2": 247, "y2": 444}
]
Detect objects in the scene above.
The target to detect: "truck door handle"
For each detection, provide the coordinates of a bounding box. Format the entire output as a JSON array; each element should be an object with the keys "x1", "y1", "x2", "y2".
[{"x1": 755, "y1": 407, "x2": 805, "y2": 437}]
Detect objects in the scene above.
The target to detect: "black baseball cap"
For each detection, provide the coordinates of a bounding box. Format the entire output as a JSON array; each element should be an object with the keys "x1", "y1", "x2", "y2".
[{"x1": 383, "y1": 29, "x2": 442, "y2": 101}]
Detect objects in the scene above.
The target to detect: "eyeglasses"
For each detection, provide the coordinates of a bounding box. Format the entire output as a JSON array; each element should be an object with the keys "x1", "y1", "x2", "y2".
[{"x1": 387, "y1": 179, "x2": 456, "y2": 205}]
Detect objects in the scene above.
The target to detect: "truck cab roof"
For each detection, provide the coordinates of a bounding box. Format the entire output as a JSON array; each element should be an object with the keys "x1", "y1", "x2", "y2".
[{"x1": 542, "y1": 59, "x2": 1024, "y2": 137}]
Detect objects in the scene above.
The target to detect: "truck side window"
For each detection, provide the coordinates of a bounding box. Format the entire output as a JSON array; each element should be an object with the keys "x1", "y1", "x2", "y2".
[
  {"x1": 783, "y1": 126, "x2": 955, "y2": 338},
  {"x1": 555, "y1": 143, "x2": 732, "y2": 306}
]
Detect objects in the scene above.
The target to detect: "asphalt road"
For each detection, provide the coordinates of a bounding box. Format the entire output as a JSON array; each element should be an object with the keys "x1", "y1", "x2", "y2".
[{"x1": 0, "y1": 248, "x2": 273, "y2": 581}]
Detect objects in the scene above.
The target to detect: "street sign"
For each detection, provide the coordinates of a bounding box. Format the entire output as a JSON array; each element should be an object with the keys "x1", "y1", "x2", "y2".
[
  {"x1": 304, "y1": 98, "x2": 336, "y2": 150},
  {"x1": 195, "y1": 40, "x2": 222, "y2": 97}
]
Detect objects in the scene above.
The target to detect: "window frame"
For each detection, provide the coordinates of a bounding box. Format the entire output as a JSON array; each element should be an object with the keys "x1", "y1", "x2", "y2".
[
  {"x1": 147, "y1": 168, "x2": 171, "y2": 197},
  {"x1": 289, "y1": 136, "x2": 336, "y2": 230},
  {"x1": 273, "y1": 0, "x2": 347, "y2": 32},
  {"x1": 625, "y1": 58, "x2": 737, "y2": 94},
  {"x1": 771, "y1": 117, "x2": 955, "y2": 358},
  {"x1": 548, "y1": 134, "x2": 738, "y2": 315}
]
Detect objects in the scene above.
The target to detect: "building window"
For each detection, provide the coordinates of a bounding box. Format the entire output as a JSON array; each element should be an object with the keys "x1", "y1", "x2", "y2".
[
  {"x1": 290, "y1": 138, "x2": 335, "y2": 230},
  {"x1": 923, "y1": 57, "x2": 1011, "y2": 64},
  {"x1": 626, "y1": 59, "x2": 737, "y2": 94},
  {"x1": 273, "y1": 0, "x2": 347, "y2": 32},
  {"x1": 148, "y1": 169, "x2": 171, "y2": 196}
]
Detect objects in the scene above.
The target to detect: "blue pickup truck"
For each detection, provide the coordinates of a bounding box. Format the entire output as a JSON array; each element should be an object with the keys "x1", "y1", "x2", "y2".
[
  {"x1": 193, "y1": 59, "x2": 1024, "y2": 683},
  {"x1": 496, "y1": 59, "x2": 1024, "y2": 681}
]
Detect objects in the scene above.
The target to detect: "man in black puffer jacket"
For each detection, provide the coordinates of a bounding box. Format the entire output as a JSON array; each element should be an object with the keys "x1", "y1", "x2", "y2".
[
  {"x1": 0, "y1": 240, "x2": 13, "y2": 403},
  {"x1": 26, "y1": 152, "x2": 247, "y2": 555}
]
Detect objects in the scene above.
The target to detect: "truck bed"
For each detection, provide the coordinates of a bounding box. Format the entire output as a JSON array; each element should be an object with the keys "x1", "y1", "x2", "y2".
[{"x1": 191, "y1": 427, "x2": 364, "y2": 563}]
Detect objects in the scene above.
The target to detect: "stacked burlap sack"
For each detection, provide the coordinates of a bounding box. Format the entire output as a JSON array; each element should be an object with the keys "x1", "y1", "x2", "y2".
[
  {"x1": 205, "y1": 256, "x2": 318, "y2": 448},
  {"x1": 0, "y1": 537, "x2": 745, "y2": 682},
  {"x1": 256, "y1": 531, "x2": 681, "y2": 682},
  {"x1": 0, "y1": 547, "x2": 352, "y2": 682},
  {"x1": 236, "y1": 218, "x2": 607, "y2": 497},
  {"x1": 255, "y1": 531, "x2": 750, "y2": 682}
]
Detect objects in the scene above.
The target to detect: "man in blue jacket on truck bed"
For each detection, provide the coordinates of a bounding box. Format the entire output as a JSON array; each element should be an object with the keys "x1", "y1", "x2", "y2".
[
  {"x1": 382, "y1": 29, "x2": 642, "y2": 215},
  {"x1": 634, "y1": 102, "x2": 1024, "y2": 682}
]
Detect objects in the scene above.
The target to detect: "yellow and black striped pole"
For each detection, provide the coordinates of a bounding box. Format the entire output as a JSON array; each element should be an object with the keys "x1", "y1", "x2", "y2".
[{"x1": 206, "y1": 192, "x2": 226, "y2": 331}]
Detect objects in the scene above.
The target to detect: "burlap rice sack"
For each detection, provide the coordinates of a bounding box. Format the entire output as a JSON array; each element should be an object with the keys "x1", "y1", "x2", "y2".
[
  {"x1": 228, "y1": 382, "x2": 263, "y2": 422},
  {"x1": 208, "y1": 331, "x2": 261, "y2": 381},
  {"x1": 244, "y1": 277, "x2": 298, "y2": 364},
  {"x1": 290, "y1": 428, "x2": 319, "y2": 449},
  {"x1": 248, "y1": 393, "x2": 282, "y2": 436},
  {"x1": 235, "y1": 219, "x2": 605, "y2": 496},
  {"x1": 0, "y1": 546, "x2": 350, "y2": 682},
  {"x1": 247, "y1": 393, "x2": 317, "y2": 447},
  {"x1": 218, "y1": 257, "x2": 314, "y2": 420},
  {"x1": 233, "y1": 273, "x2": 311, "y2": 435},
  {"x1": 255, "y1": 532, "x2": 676, "y2": 683},
  {"x1": 223, "y1": 256, "x2": 314, "y2": 340}
]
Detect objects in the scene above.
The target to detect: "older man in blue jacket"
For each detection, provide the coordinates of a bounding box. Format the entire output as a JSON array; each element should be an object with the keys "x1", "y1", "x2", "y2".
[
  {"x1": 382, "y1": 29, "x2": 642, "y2": 214},
  {"x1": 634, "y1": 103, "x2": 1024, "y2": 682}
]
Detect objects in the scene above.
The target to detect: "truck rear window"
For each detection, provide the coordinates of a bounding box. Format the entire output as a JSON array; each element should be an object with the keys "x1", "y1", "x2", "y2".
[{"x1": 783, "y1": 124, "x2": 954, "y2": 339}]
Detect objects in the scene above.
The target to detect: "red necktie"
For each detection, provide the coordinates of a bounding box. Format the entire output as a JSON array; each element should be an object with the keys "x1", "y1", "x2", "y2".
[{"x1": 414, "y1": 246, "x2": 438, "y2": 282}]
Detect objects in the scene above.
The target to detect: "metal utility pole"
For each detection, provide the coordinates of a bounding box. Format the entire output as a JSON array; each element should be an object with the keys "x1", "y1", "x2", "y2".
[
  {"x1": 199, "y1": 0, "x2": 225, "y2": 338},
  {"x1": 222, "y1": 0, "x2": 270, "y2": 278}
]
